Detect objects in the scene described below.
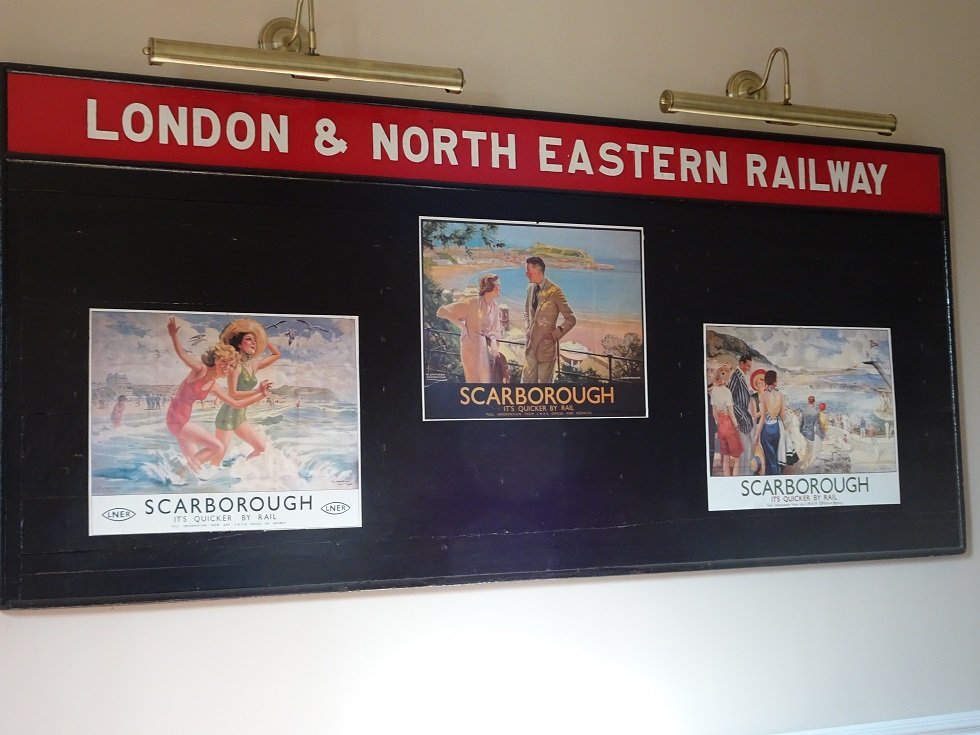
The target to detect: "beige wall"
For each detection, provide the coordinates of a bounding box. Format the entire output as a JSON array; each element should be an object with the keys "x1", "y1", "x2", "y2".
[{"x1": 2, "y1": 2, "x2": 978, "y2": 733}]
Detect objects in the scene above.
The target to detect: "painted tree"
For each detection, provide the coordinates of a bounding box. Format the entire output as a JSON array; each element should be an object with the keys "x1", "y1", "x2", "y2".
[{"x1": 601, "y1": 332, "x2": 644, "y2": 379}]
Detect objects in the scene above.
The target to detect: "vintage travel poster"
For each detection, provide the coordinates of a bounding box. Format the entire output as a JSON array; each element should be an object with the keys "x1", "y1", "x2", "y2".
[
  {"x1": 89, "y1": 309, "x2": 361, "y2": 535},
  {"x1": 704, "y1": 324, "x2": 900, "y2": 510},
  {"x1": 420, "y1": 218, "x2": 647, "y2": 420}
]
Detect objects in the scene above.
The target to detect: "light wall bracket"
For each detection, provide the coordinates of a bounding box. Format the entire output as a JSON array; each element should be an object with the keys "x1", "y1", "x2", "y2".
[
  {"x1": 660, "y1": 47, "x2": 896, "y2": 136},
  {"x1": 144, "y1": 0, "x2": 464, "y2": 94}
]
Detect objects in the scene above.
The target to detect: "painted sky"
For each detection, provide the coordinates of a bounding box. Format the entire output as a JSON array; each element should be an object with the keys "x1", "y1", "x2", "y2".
[
  {"x1": 90, "y1": 310, "x2": 359, "y2": 402},
  {"x1": 426, "y1": 219, "x2": 643, "y2": 262},
  {"x1": 710, "y1": 324, "x2": 893, "y2": 376}
]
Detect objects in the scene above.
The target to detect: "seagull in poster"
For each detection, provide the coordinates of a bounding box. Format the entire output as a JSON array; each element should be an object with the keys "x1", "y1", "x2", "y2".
[{"x1": 297, "y1": 318, "x2": 332, "y2": 340}]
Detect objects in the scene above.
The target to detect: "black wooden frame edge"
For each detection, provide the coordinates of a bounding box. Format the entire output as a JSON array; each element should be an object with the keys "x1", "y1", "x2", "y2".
[
  {"x1": 939, "y1": 154, "x2": 968, "y2": 559},
  {"x1": 0, "y1": 63, "x2": 966, "y2": 608},
  {"x1": 3, "y1": 544, "x2": 966, "y2": 610},
  {"x1": 0, "y1": 66, "x2": 8, "y2": 605}
]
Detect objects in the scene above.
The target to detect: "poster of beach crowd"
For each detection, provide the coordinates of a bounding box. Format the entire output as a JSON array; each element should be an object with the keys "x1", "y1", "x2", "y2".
[
  {"x1": 88, "y1": 309, "x2": 361, "y2": 535},
  {"x1": 420, "y1": 218, "x2": 648, "y2": 420},
  {"x1": 704, "y1": 324, "x2": 900, "y2": 511}
]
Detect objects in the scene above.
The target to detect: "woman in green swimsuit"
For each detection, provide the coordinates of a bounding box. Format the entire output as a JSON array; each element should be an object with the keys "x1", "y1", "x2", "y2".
[{"x1": 214, "y1": 318, "x2": 281, "y2": 463}]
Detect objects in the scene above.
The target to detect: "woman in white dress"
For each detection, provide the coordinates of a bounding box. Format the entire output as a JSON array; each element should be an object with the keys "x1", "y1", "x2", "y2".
[
  {"x1": 709, "y1": 364, "x2": 742, "y2": 476},
  {"x1": 437, "y1": 274, "x2": 502, "y2": 383}
]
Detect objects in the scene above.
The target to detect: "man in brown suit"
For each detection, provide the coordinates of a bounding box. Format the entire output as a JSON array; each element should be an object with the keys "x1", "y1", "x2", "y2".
[{"x1": 522, "y1": 256, "x2": 576, "y2": 383}]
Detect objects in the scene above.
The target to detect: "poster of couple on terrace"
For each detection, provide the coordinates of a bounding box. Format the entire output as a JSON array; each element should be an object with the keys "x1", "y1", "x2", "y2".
[{"x1": 419, "y1": 217, "x2": 648, "y2": 421}]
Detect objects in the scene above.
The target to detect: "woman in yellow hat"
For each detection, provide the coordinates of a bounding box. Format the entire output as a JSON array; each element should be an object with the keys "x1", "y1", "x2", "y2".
[{"x1": 213, "y1": 318, "x2": 281, "y2": 462}]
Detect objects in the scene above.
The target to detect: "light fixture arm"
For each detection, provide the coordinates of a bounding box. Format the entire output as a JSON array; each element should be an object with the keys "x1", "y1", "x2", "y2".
[
  {"x1": 744, "y1": 47, "x2": 791, "y2": 104},
  {"x1": 285, "y1": 0, "x2": 317, "y2": 55},
  {"x1": 306, "y1": 0, "x2": 316, "y2": 54}
]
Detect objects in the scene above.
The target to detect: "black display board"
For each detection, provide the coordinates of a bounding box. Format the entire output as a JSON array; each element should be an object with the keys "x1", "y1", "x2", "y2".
[{"x1": 0, "y1": 65, "x2": 964, "y2": 607}]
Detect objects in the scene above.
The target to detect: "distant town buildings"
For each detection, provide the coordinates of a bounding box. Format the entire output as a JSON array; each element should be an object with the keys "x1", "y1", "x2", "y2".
[{"x1": 103, "y1": 372, "x2": 132, "y2": 397}]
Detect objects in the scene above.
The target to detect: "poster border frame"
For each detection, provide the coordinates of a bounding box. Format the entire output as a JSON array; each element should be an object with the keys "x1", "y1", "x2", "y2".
[
  {"x1": 86, "y1": 306, "x2": 363, "y2": 537},
  {"x1": 702, "y1": 322, "x2": 902, "y2": 511},
  {"x1": 418, "y1": 216, "x2": 650, "y2": 422}
]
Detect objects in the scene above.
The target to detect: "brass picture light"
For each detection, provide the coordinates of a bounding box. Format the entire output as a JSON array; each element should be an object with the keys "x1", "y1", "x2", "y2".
[
  {"x1": 660, "y1": 48, "x2": 896, "y2": 136},
  {"x1": 145, "y1": 0, "x2": 465, "y2": 93}
]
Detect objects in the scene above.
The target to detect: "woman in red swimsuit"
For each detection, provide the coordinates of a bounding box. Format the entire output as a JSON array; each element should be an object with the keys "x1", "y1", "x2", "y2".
[{"x1": 165, "y1": 316, "x2": 272, "y2": 472}]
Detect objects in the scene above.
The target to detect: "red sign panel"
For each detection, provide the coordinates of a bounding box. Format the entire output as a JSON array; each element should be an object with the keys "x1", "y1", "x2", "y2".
[{"x1": 5, "y1": 72, "x2": 942, "y2": 215}]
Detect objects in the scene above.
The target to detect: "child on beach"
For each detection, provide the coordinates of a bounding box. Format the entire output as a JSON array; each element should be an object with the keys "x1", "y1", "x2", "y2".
[{"x1": 110, "y1": 395, "x2": 127, "y2": 428}]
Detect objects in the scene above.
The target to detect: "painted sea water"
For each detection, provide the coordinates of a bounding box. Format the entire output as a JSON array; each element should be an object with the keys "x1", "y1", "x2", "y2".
[
  {"x1": 91, "y1": 397, "x2": 359, "y2": 496},
  {"x1": 783, "y1": 383, "x2": 890, "y2": 430},
  {"x1": 467, "y1": 259, "x2": 643, "y2": 320}
]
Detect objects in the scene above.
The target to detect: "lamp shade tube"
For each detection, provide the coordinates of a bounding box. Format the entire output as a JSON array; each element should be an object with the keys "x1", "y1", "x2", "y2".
[
  {"x1": 660, "y1": 90, "x2": 896, "y2": 135},
  {"x1": 146, "y1": 38, "x2": 465, "y2": 93}
]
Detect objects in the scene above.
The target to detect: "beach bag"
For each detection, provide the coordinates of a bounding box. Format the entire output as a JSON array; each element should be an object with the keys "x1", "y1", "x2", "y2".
[
  {"x1": 784, "y1": 432, "x2": 800, "y2": 465},
  {"x1": 778, "y1": 418, "x2": 800, "y2": 465}
]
